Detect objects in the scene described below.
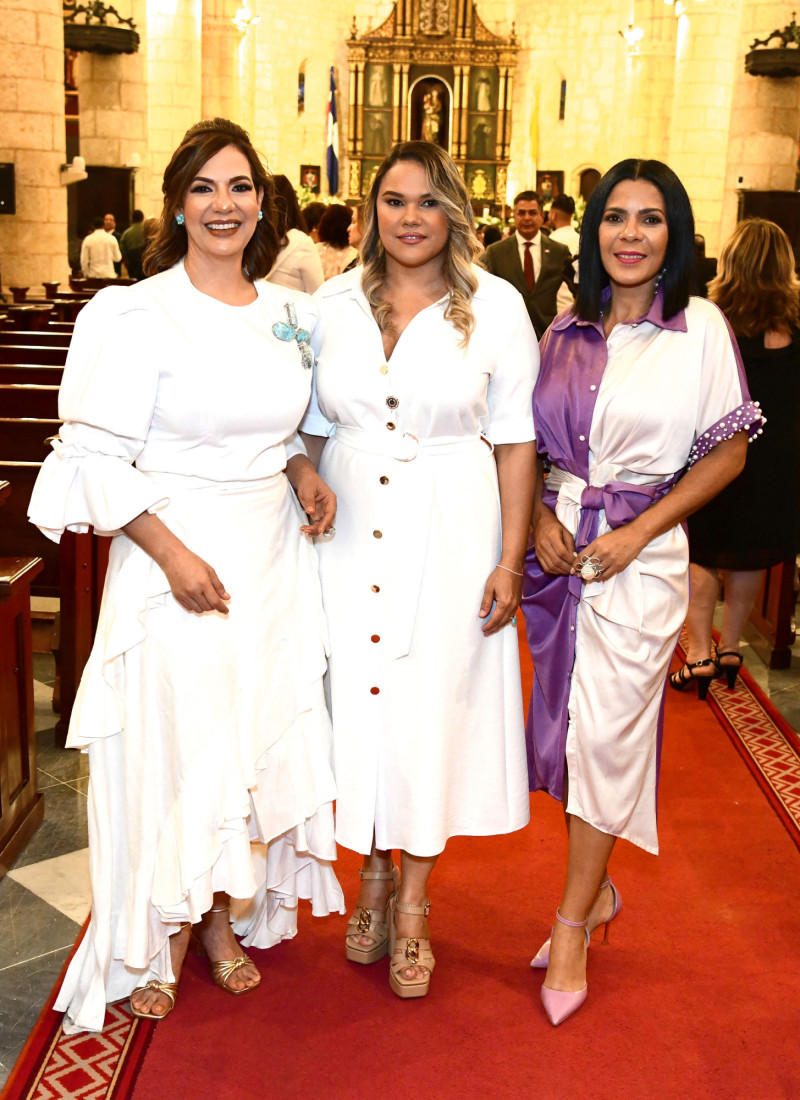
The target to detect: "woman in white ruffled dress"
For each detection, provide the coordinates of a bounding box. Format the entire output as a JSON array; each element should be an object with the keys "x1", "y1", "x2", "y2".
[{"x1": 28, "y1": 118, "x2": 344, "y2": 1032}]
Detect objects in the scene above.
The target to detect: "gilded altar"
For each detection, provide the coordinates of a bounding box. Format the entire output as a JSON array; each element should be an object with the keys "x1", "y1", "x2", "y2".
[{"x1": 346, "y1": 0, "x2": 517, "y2": 204}]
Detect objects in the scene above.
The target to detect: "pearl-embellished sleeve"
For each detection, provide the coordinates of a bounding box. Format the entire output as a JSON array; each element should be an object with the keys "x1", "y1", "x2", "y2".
[{"x1": 688, "y1": 302, "x2": 766, "y2": 467}]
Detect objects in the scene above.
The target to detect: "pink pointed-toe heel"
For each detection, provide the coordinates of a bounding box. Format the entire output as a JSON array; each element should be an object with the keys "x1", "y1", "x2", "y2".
[
  {"x1": 531, "y1": 877, "x2": 621, "y2": 969},
  {"x1": 540, "y1": 910, "x2": 589, "y2": 1026},
  {"x1": 540, "y1": 909, "x2": 588, "y2": 1027}
]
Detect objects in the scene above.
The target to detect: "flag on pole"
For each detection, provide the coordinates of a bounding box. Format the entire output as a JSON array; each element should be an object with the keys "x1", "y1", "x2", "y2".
[{"x1": 326, "y1": 67, "x2": 339, "y2": 196}]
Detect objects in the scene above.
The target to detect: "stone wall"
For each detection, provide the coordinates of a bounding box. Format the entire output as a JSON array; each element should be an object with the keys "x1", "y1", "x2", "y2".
[{"x1": 0, "y1": 0, "x2": 68, "y2": 288}]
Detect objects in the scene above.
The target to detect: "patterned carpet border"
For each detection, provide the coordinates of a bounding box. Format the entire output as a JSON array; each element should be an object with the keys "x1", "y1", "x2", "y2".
[
  {"x1": 677, "y1": 636, "x2": 800, "y2": 852},
  {"x1": 4, "y1": 652, "x2": 800, "y2": 1099}
]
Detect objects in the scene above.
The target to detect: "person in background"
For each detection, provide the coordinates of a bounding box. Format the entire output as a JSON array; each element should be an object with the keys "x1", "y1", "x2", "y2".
[
  {"x1": 268, "y1": 174, "x2": 325, "y2": 293},
  {"x1": 120, "y1": 210, "x2": 146, "y2": 280},
  {"x1": 342, "y1": 203, "x2": 365, "y2": 271},
  {"x1": 677, "y1": 219, "x2": 797, "y2": 695},
  {"x1": 81, "y1": 215, "x2": 122, "y2": 278},
  {"x1": 303, "y1": 201, "x2": 327, "y2": 243},
  {"x1": 104, "y1": 213, "x2": 123, "y2": 276},
  {"x1": 483, "y1": 191, "x2": 573, "y2": 338},
  {"x1": 522, "y1": 158, "x2": 762, "y2": 1026},
  {"x1": 316, "y1": 204, "x2": 358, "y2": 279},
  {"x1": 547, "y1": 194, "x2": 580, "y2": 294},
  {"x1": 481, "y1": 224, "x2": 503, "y2": 248}
]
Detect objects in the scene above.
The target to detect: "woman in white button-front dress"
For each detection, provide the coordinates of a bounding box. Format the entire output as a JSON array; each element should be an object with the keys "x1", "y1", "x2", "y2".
[{"x1": 301, "y1": 142, "x2": 538, "y2": 998}]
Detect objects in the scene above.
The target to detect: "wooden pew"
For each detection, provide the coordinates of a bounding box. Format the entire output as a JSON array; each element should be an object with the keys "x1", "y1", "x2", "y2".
[
  {"x1": 0, "y1": 331, "x2": 71, "y2": 349},
  {"x1": 0, "y1": 419, "x2": 60, "y2": 597},
  {"x1": 0, "y1": 480, "x2": 44, "y2": 876},
  {"x1": 0, "y1": 384, "x2": 60, "y2": 418},
  {"x1": 0, "y1": 346, "x2": 67, "y2": 366},
  {"x1": 0, "y1": 364, "x2": 63, "y2": 385}
]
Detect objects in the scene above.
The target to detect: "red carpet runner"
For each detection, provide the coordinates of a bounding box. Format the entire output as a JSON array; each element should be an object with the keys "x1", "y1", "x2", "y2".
[{"x1": 5, "y1": 629, "x2": 800, "y2": 1100}]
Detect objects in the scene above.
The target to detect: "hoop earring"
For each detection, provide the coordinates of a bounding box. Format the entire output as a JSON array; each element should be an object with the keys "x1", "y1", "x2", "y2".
[{"x1": 176, "y1": 213, "x2": 185, "y2": 226}]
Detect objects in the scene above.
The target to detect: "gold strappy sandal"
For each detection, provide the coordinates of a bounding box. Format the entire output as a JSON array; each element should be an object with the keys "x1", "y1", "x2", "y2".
[
  {"x1": 388, "y1": 896, "x2": 435, "y2": 999},
  {"x1": 130, "y1": 923, "x2": 190, "y2": 1020},
  {"x1": 345, "y1": 863, "x2": 399, "y2": 964},
  {"x1": 198, "y1": 906, "x2": 261, "y2": 996}
]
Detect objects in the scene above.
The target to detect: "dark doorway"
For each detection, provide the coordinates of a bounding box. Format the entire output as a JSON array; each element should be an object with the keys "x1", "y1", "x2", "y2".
[
  {"x1": 69, "y1": 167, "x2": 134, "y2": 271},
  {"x1": 579, "y1": 168, "x2": 601, "y2": 202}
]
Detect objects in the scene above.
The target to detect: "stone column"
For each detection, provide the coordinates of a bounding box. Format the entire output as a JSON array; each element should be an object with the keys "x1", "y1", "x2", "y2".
[
  {"x1": 621, "y1": 0, "x2": 677, "y2": 162},
  {"x1": 0, "y1": 0, "x2": 68, "y2": 287},
  {"x1": 201, "y1": 0, "x2": 256, "y2": 134},
  {"x1": 668, "y1": 0, "x2": 741, "y2": 253},
  {"x1": 144, "y1": 0, "x2": 203, "y2": 214},
  {"x1": 720, "y1": 1, "x2": 800, "y2": 247}
]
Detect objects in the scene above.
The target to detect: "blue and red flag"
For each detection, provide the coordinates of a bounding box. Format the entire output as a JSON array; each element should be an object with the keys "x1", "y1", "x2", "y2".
[{"x1": 326, "y1": 67, "x2": 339, "y2": 196}]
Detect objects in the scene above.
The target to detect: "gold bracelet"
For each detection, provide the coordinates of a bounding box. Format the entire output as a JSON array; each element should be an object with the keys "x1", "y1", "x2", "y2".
[{"x1": 496, "y1": 563, "x2": 523, "y2": 577}]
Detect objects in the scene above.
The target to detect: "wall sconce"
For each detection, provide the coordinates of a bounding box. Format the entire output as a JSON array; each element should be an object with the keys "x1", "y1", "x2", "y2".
[
  {"x1": 60, "y1": 155, "x2": 87, "y2": 185},
  {"x1": 232, "y1": 5, "x2": 261, "y2": 33}
]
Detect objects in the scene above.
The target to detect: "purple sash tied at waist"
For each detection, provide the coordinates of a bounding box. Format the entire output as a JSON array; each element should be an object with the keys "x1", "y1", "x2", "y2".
[{"x1": 521, "y1": 467, "x2": 679, "y2": 796}]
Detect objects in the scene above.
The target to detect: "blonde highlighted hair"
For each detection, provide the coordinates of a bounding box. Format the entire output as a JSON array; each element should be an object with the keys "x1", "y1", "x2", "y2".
[
  {"x1": 709, "y1": 217, "x2": 800, "y2": 337},
  {"x1": 360, "y1": 142, "x2": 481, "y2": 347}
]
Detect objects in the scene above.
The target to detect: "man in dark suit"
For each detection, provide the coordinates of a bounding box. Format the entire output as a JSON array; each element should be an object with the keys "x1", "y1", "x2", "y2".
[{"x1": 483, "y1": 191, "x2": 573, "y2": 339}]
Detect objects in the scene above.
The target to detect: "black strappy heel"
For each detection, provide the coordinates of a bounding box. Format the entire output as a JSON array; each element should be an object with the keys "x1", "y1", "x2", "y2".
[
  {"x1": 669, "y1": 657, "x2": 716, "y2": 701},
  {"x1": 716, "y1": 650, "x2": 744, "y2": 690}
]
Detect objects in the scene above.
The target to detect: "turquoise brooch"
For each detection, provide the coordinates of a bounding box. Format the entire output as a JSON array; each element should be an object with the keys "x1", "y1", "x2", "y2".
[{"x1": 272, "y1": 301, "x2": 314, "y2": 369}]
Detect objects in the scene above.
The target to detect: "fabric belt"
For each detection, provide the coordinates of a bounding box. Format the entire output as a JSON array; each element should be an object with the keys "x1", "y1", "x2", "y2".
[{"x1": 332, "y1": 426, "x2": 492, "y2": 461}]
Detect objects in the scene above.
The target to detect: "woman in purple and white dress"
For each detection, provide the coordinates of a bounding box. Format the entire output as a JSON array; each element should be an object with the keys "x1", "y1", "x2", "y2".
[{"x1": 521, "y1": 159, "x2": 764, "y2": 1026}]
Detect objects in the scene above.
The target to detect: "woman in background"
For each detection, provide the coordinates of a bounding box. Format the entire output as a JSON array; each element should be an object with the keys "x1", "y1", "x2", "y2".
[
  {"x1": 268, "y1": 174, "x2": 325, "y2": 294},
  {"x1": 316, "y1": 204, "x2": 359, "y2": 279},
  {"x1": 676, "y1": 218, "x2": 797, "y2": 695}
]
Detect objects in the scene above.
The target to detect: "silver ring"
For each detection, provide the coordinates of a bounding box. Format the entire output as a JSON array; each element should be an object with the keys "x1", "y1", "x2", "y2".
[
  {"x1": 321, "y1": 526, "x2": 336, "y2": 538},
  {"x1": 578, "y1": 554, "x2": 602, "y2": 581}
]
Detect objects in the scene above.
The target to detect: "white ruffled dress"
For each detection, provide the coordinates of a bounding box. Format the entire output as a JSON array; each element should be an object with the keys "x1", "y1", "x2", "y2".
[{"x1": 28, "y1": 262, "x2": 344, "y2": 1033}]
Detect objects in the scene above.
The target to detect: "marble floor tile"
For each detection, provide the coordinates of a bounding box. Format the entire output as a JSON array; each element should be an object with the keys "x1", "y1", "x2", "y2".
[
  {"x1": 12, "y1": 784, "x2": 88, "y2": 871},
  {"x1": 8, "y1": 849, "x2": 91, "y2": 925},
  {"x1": 36, "y1": 727, "x2": 89, "y2": 785},
  {"x1": 0, "y1": 945, "x2": 71, "y2": 1090},
  {"x1": 0, "y1": 878, "x2": 81, "y2": 971},
  {"x1": 32, "y1": 653, "x2": 55, "y2": 686},
  {"x1": 66, "y1": 776, "x2": 90, "y2": 796}
]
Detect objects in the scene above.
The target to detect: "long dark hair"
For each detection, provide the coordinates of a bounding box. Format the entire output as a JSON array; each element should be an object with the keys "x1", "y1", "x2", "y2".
[
  {"x1": 317, "y1": 204, "x2": 354, "y2": 249},
  {"x1": 143, "y1": 117, "x2": 280, "y2": 281},
  {"x1": 575, "y1": 158, "x2": 695, "y2": 322},
  {"x1": 272, "y1": 174, "x2": 307, "y2": 241}
]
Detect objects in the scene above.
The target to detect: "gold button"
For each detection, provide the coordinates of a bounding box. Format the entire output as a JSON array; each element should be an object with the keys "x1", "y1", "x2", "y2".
[
  {"x1": 371, "y1": 634, "x2": 380, "y2": 643},
  {"x1": 380, "y1": 476, "x2": 389, "y2": 485},
  {"x1": 386, "y1": 396, "x2": 399, "y2": 409},
  {"x1": 380, "y1": 364, "x2": 389, "y2": 375},
  {"x1": 373, "y1": 530, "x2": 382, "y2": 539},
  {"x1": 386, "y1": 422, "x2": 396, "y2": 430},
  {"x1": 370, "y1": 686, "x2": 380, "y2": 695},
  {"x1": 371, "y1": 584, "x2": 380, "y2": 592}
]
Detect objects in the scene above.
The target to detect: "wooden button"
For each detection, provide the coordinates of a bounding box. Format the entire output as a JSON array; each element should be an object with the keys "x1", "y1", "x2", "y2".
[
  {"x1": 371, "y1": 634, "x2": 380, "y2": 643},
  {"x1": 386, "y1": 396, "x2": 399, "y2": 409},
  {"x1": 373, "y1": 530, "x2": 382, "y2": 538},
  {"x1": 371, "y1": 584, "x2": 380, "y2": 592},
  {"x1": 370, "y1": 686, "x2": 380, "y2": 695},
  {"x1": 380, "y1": 476, "x2": 389, "y2": 485},
  {"x1": 380, "y1": 364, "x2": 389, "y2": 375},
  {"x1": 386, "y1": 422, "x2": 396, "y2": 430}
]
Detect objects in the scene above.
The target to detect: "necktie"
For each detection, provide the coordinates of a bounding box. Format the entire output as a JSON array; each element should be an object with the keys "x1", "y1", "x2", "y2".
[{"x1": 523, "y1": 241, "x2": 535, "y2": 291}]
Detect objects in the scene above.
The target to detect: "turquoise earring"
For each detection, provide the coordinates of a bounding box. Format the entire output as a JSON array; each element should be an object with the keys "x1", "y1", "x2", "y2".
[
  {"x1": 257, "y1": 211, "x2": 263, "y2": 221},
  {"x1": 176, "y1": 213, "x2": 185, "y2": 226}
]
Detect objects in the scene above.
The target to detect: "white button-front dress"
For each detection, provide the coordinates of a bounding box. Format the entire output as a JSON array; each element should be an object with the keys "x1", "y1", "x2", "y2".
[
  {"x1": 302, "y1": 267, "x2": 539, "y2": 857},
  {"x1": 28, "y1": 262, "x2": 344, "y2": 1033}
]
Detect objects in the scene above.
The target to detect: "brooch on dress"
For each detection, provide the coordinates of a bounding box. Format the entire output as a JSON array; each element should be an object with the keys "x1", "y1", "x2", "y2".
[{"x1": 272, "y1": 301, "x2": 314, "y2": 369}]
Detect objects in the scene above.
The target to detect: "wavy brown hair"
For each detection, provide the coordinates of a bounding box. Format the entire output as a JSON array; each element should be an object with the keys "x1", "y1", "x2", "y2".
[
  {"x1": 143, "y1": 118, "x2": 280, "y2": 281},
  {"x1": 360, "y1": 142, "x2": 481, "y2": 347},
  {"x1": 709, "y1": 217, "x2": 800, "y2": 337}
]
